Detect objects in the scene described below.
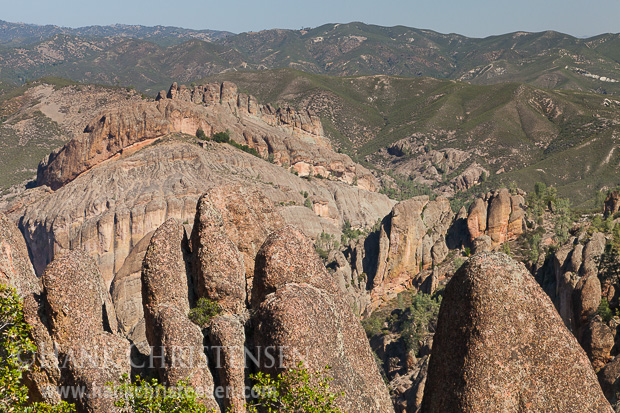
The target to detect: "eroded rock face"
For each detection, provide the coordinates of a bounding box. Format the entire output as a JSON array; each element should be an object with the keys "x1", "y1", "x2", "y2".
[
  {"x1": 251, "y1": 225, "x2": 335, "y2": 307},
  {"x1": 0, "y1": 213, "x2": 61, "y2": 404},
  {"x1": 15, "y1": 137, "x2": 393, "y2": 298},
  {"x1": 37, "y1": 81, "x2": 376, "y2": 192},
  {"x1": 140, "y1": 219, "x2": 218, "y2": 411},
  {"x1": 371, "y1": 196, "x2": 453, "y2": 307},
  {"x1": 42, "y1": 250, "x2": 129, "y2": 412},
  {"x1": 191, "y1": 195, "x2": 246, "y2": 314},
  {"x1": 423, "y1": 252, "x2": 612, "y2": 412},
  {"x1": 466, "y1": 188, "x2": 525, "y2": 247},
  {"x1": 251, "y1": 226, "x2": 394, "y2": 413}
]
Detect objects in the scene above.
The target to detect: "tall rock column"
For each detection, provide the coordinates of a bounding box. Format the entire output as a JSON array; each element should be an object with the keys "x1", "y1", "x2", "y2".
[
  {"x1": 192, "y1": 194, "x2": 248, "y2": 412},
  {"x1": 141, "y1": 218, "x2": 219, "y2": 411}
]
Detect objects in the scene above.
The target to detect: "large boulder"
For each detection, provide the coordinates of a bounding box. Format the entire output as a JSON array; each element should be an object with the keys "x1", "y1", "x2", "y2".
[
  {"x1": 251, "y1": 226, "x2": 394, "y2": 413},
  {"x1": 42, "y1": 250, "x2": 129, "y2": 412},
  {"x1": 423, "y1": 252, "x2": 612, "y2": 412}
]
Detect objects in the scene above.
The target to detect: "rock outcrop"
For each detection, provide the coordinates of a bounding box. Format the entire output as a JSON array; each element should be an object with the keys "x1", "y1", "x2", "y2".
[
  {"x1": 251, "y1": 225, "x2": 394, "y2": 413},
  {"x1": 37, "y1": 81, "x2": 377, "y2": 192},
  {"x1": 423, "y1": 252, "x2": 612, "y2": 412},
  {"x1": 604, "y1": 191, "x2": 620, "y2": 218},
  {"x1": 141, "y1": 219, "x2": 219, "y2": 411},
  {"x1": 466, "y1": 188, "x2": 525, "y2": 246},
  {"x1": 371, "y1": 196, "x2": 453, "y2": 307},
  {"x1": 42, "y1": 250, "x2": 130, "y2": 412},
  {"x1": 16, "y1": 136, "x2": 393, "y2": 296},
  {"x1": 0, "y1": 213, "x2": 61, "y2": 404}
]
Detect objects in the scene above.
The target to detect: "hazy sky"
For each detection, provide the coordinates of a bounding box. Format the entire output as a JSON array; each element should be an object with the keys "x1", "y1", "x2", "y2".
[{"x1": 2, "y1": 0, "x2": 620, "y2": 38}]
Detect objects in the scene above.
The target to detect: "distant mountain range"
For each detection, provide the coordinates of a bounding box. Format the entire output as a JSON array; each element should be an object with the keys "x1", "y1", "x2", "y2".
[
  {"x1": 0, "y1": 21, "x2": 618, "y2": 96},
  {"x1": 0, "y1": 20, "x2": 233, "y2": 46}
]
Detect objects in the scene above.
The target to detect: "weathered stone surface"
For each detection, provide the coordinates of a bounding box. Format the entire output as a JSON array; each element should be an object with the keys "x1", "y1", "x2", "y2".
[
  {"x1": 371, "y1": 196, "x2": 453, "y2": 307},
  {"x1": 251, "y1": 226, "x2": 393, "y2": 412},
  {"x1": 582, "y1": 316, "x2": 615, "y2": 370},
  {"x1": 193, "y1": 185, "x2": 284, "y2": 300},
  {"x1": 37, "y1": 81, "x2": 376, "y2": 193},
  {"x1": 192, "y1": 195, "x2": 246, "y2": 314},
  {"x1": 486, "y1": 188, "x2": 512, "y2": 244},
  {"x1": 573, "y1": 273, "x2": 602, "y2": 329},
  {"x1": 423, "y1": 252, "x2": 612, "y2": 413},
  {"x1": 141, "y1": 219, "x2": 219, "y2": 411},
  {"x1": 42, "y1": 250, "x2": 129, "y2": 412},
  {"x1": 208, "y1": 315, "x2": 246, "y2": 413},
  {"x1": 599, "y1": 356, "x2": 620, "y2": 402},
  {"x1": 466, "y1": 198, "x2": 487, "y2": 241},
  {"x1": 466, "y1": 188, "x2": 525, "y2": 246},
  {"x1": 0, "y1": 213, "x2": 61, "y2": 403},
  {"x1": 251, "y1": 225, "x2": 335, "y2": 307},
  {"x1": 17, "y1": 136, "x2": 392, "y2": 292},
  {"x1": 472, "y1": 235, "x2": 492, "y2": 253},
  {"x1": 254, "y1": 283, "x2": 394, "y2": 413}
]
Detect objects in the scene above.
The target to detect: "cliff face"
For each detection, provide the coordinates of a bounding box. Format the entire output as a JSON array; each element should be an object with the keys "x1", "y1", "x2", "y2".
[
  {"x1": 37, "y1": 81, "x2": 377, "y2": 192},
  {"x1": 12, "y1": 136, "x2": 394, "y2": 349}
]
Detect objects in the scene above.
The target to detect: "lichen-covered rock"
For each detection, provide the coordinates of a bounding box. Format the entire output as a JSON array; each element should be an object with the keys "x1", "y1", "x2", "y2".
[
  {"x1": 251, "y1": 225, "x2": 335, "y2": 307},
  {"x1": 423, "y1": 252, "x2": 612, "y2": 412},
  {"x1": 42, "y1": 250, "x2": 129, "y2": 412},
  {"x1": 192, "y1": 195, "x2": 246, "y2": 314},
  {"x1": 251, "y1": 226, "x2": 394, "y2": 412},
  {"x1": 253, "y1": 283, "x2": 394, "y2": 413},
  {"x1": 141, "y1": 219, "x2": 219, "y2": 411},
  {"x1": 193, "y1": 185, "x2": 282, "y2": 305}
]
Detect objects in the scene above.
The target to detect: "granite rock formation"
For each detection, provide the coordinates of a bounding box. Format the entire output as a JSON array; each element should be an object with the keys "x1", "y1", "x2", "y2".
[
  {"x1": 423, "y1": 252, "x2": 612, "y2": 412},
  {"x1": 42, "y1": 250, "x2": 130, "y2": 412},
  {"x1": 37, "y1": 81, "x2": 376, "y2": 192},
  {"x1": 370, "y1": 196, "x2": 454, "y2": 308},
  {"x1": 251, "y1": 225, "x2": 395, "y2": 413},
  {"x1": 466, "y1": 188, "x2": 525, "y2": 246}
]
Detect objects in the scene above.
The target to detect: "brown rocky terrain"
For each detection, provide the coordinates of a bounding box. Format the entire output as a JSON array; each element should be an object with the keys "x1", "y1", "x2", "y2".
[
  {"x1": 423, "y1": 252, "x2": 613, "y2": 412},
  {"x1": 37, "y1": 81, "x2": 377, "y2": 192},
  {"x1": 466, "y1": 188, "x2": 526, "y2": 247},
  {"x1": 1, "y1": 186, "x2": 395, "y2": 412}
]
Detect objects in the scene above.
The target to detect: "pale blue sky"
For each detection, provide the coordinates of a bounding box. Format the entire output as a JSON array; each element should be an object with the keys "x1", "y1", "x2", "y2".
[{"x1": 2, "y1": 0, "x2": 620, "y2": 38}]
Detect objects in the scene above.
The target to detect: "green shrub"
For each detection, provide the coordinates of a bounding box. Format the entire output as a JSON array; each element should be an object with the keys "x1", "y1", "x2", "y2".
[
  {"x1": 598, "y1": 298, "x2": 614, "y2": 323},
  {"x1": 0, "y1": 284, "x2": 75, "y2": 412},
  {"x1": 196, "y1": 128, "x2": 208, "y2": 141},
  {"x1": 111, "y1": 375, "x2": 213, "y2": 413},
  {"x1": 212, "y1": 131, "x2": 230, "y2": 143},
  {"x1": 401, "y1": 293, "x2": 442, "y2": 354},
  {"x1": 188, "y1": 298, "x2": 222, "y2": 327},
  {"x1": 229, "y1": 140, "x2": 260, "y2": 157}
]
